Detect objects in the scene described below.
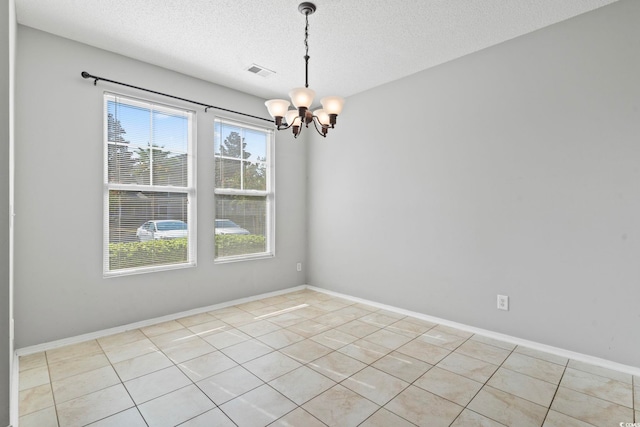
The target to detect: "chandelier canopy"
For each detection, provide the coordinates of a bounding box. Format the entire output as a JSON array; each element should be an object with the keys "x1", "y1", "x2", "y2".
[{"x1": 264, "y1": 2, "x2": 345, "y2": 138}]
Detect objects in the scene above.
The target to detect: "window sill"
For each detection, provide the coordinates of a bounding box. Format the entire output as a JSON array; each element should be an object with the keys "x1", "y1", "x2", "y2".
[
  {"x1": 214, "y1": 252, "x2": 274, "y2": 264},
  {"x1": 103, "y1": 261, "x2": 196, "y2": 278}
]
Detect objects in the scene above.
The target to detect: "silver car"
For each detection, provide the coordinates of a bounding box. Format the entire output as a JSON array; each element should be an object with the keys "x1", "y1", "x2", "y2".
[
  {"x1": 136, "y1": 220, "x2": 188, "y2": 241},
  {"x1": 215, "y1": 219, "x2": 250, "y2": 235}
]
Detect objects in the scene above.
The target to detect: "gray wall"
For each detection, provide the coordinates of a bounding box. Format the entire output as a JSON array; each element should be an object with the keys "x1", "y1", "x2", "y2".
[
  {"x1": 14, "y1": 27, "x2": 307, "y2": 348},
  {"x1": 308, "y1": 0, "x2": 640, "y2": 366},
  {"x1": 1, "y1": 1, "x2": 14, "y2": 424}
]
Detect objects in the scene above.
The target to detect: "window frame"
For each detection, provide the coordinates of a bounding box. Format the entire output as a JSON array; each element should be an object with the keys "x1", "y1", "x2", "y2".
[
  {"x1": 213, "y1": 116, "x2": 275, "y2": 263},
  {"x1": 103, "y1": 92, "x2": 197, "y2": 277}
]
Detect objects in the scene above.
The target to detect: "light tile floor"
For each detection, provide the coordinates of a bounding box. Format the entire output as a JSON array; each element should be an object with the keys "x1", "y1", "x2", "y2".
[{"x1": 18, "y1": 289, "x2": 639, "y2": 427}]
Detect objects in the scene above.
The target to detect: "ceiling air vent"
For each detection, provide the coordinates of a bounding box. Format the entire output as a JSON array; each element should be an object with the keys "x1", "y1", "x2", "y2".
[{"x1": 246, "y1": 64, "x2": 275, "y2": 78}]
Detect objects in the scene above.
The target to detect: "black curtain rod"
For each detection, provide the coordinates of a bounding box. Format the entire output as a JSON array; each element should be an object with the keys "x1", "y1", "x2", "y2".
[{"x1": 81, "y1": 71, "x2": 274, "y2": 124}]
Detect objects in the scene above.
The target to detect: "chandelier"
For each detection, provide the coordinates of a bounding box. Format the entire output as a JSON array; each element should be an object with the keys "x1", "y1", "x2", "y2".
[{"x1": 264, "y1": 2, "x2": 345, "y2": 138}]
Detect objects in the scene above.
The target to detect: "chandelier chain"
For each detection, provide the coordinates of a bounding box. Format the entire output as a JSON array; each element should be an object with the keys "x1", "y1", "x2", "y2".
[
  {"x1": 304, "y1": 14, "x2": 309, "y2": 58},
  {"x1": 304, "y1": 13, "x2": 310, "y2": 88}
]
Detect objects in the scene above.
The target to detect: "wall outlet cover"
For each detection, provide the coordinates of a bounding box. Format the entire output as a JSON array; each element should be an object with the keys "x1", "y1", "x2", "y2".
[{"x1": 497, "y1": 295, "x2": 509, "y2": 311}]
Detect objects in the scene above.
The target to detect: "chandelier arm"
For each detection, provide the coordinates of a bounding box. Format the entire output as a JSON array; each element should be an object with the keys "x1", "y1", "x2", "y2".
[
  {"x1": 276, "y1": 121, "x2": 297, "y2": 131},
  {"x1": 310, "y1": 116, "x2": 328, "y2": 138}
]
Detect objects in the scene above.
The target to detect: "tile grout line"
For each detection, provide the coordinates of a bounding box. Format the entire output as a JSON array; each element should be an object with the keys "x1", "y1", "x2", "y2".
[
  {"x1": 254, "y1": 304, "x2": 408, "y2": 426},
  {"x1": 559, "y1": 362, "x2": 637, "y2": 412},
  {"x1": 299, "y1": 312, "x2": 459, "y2": 426},
  {"x1": 46, "y1": 350, "x2": 62, "y2": 427},
  {"x1": 151, "y1": 317, "x2": 248, "y2": 425},
  {"x1": 213, "y1": 298, "x2": 332, "y2": 425},
  {"x1": 131, "y1": 310, "x2": 267, "y2": 425},
  {"x1": 181, "y1": 296, "x2": 344, "y2": 425},
  {"x1": 539, "y1": 362, "x2": 592, "y2": 427},
  {"x1": 530, "y1": 352, "x2": 566, "y2": 427},
  {"x1": 633, "y1": 375, "x2": 637, "y2": 423},
  {"x1": 95, "y1": 336, "x2": 139, "y2": 426},
  {"x1": 446, "y1": 334, "x2": 514, "y2": 427},
  {"x1": 299, "y1": 310, "x2": 418, "y2": 427},
  {"x1": 92, "y1": 337, "x2": 147, "y2": 426}
]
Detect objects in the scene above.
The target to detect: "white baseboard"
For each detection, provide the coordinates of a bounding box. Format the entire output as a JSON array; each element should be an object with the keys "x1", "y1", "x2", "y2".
[
  {"x1": 10, "y1": 349, "x2": 18, "y2": 427},
  {"x1": 14, "y1": 283, "x2": 640, "y2": 378},
  {"x1": 306, "y1": 285, "x2": 640, "y2": 377},
  {"x1": 15, "y1": 285, "x2": 307, "y2": 357}
]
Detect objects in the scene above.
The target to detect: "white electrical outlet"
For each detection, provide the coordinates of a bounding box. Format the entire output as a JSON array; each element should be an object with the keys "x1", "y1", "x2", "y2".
[
  {"x1": 296, "y1": 262, "x2": 302, "y2": 272},
  {"x1": 497, "y1": 295, "x2": 509, "y2": 311}
]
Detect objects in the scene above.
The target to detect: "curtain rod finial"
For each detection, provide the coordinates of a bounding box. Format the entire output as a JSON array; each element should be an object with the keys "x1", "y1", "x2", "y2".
[{"x1": 81, "y1": 71, "x2": 98, "y2": 85}]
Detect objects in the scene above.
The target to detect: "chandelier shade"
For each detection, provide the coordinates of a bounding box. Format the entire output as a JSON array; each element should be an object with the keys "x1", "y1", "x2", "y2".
[
  {"x1": 289, "y1": 87, "x2": 315, "y2": 109},
  {"x1": 320, "y1": 96, "x2": 345, "y2": 116},
  {"x1": 264, "y1": 2, "x2": 344, "y2": 138},
  {"x1": 264, "y1": 99, "x2": 290, "y2": 119},
  {"x1": 313, "y1": 109, "x2": 330, "y2": 126},
  {"x1": 285, "y1": 110, "x2": 302, "y2": 127}
]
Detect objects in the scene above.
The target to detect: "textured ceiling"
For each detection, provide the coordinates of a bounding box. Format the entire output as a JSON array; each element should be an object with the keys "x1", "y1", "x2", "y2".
[{"x1": 15, "y1": 0, "x2": 618, "y2": 102}]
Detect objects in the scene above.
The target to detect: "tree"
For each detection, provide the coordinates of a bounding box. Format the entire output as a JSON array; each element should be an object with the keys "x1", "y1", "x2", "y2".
[
  {"x1": 218, "y1": 131, "x2": 250, "y2": 159},
  {"x1": 243, "y1": 156, "x2": 266, "y2": 190},
  {"x1": 133, "y1": 146, "x2": 187, "y2": 186},
  {"x1": 107, "y1": 113, "x2": 136, "y2": 184},
  {"x1": 107, "y1": 113, "x2": 137, "y2": 240},
  {"x1": 215, "y1": 131, "x2": 265, "y2": 190},
  {"x1": 108, "y1": 112, "x2": 127, "y2": 142}
]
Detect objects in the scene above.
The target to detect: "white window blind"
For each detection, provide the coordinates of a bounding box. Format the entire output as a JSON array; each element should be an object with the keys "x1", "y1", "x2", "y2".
[
  {"x1": 214, "y1": 118, "x2": 274, "y2": 260},
  {"x1": 104, "y1": 93, "x2": 196, "y2": 276}
]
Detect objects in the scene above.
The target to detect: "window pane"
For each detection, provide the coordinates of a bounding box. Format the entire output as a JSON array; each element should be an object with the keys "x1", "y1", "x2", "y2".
[
  {"x1": 107, "y1": 100, "x2": 150, "y2": 149},
  {"x1": 131, "y1": 148, "x2": 151, "y2": 185},
  {"x1": 108, "y1": 190, "x2": 189, "y2": 270},
  {"x1": 215, "y1": 157, "x2": 242, "y2": 189},
  {"x1": 153, "y1": 110, "x2": 189, "y2": 153},
  {"x1": 216, "y1": 126, "x2": 245, "y2": 159},
  {"x1": 151, "y1": 149, "x2": 188, "y2": 187},
  {"x1": 244, "y1": 129, "x2": 267, "y2": 162},
  {"x1": 215, "y1": 195, "x2": 266, "y2": 258},
  {"x1": 107, "y1": 144, "x2": 137, "y2": 184},
  {"x1": 108, "y1": 144, "x2": 152, "y2": 185},
  {"x1": 243, "y1": 161, "x2": 267, "y2": 191}
]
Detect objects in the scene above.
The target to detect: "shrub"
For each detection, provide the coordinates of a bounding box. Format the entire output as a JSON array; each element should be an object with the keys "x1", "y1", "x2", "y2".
[
  {"x1": 215, "y1": 234, "x2": 266, "y2": 258},
  {"x1": 109, "y1": 238, "x2": 188, "y2": 270},
  {"x1": 108, "y1": 234, "x2": 267, "y2": 270}
]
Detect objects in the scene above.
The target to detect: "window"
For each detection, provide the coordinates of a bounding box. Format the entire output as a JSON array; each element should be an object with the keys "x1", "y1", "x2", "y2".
[
  {"x1": 104, "y1": 93, "x2": 196, "y2": 276},
  {"x1": 214, "y1": 118, "x2": 274, "y2": 260}
]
